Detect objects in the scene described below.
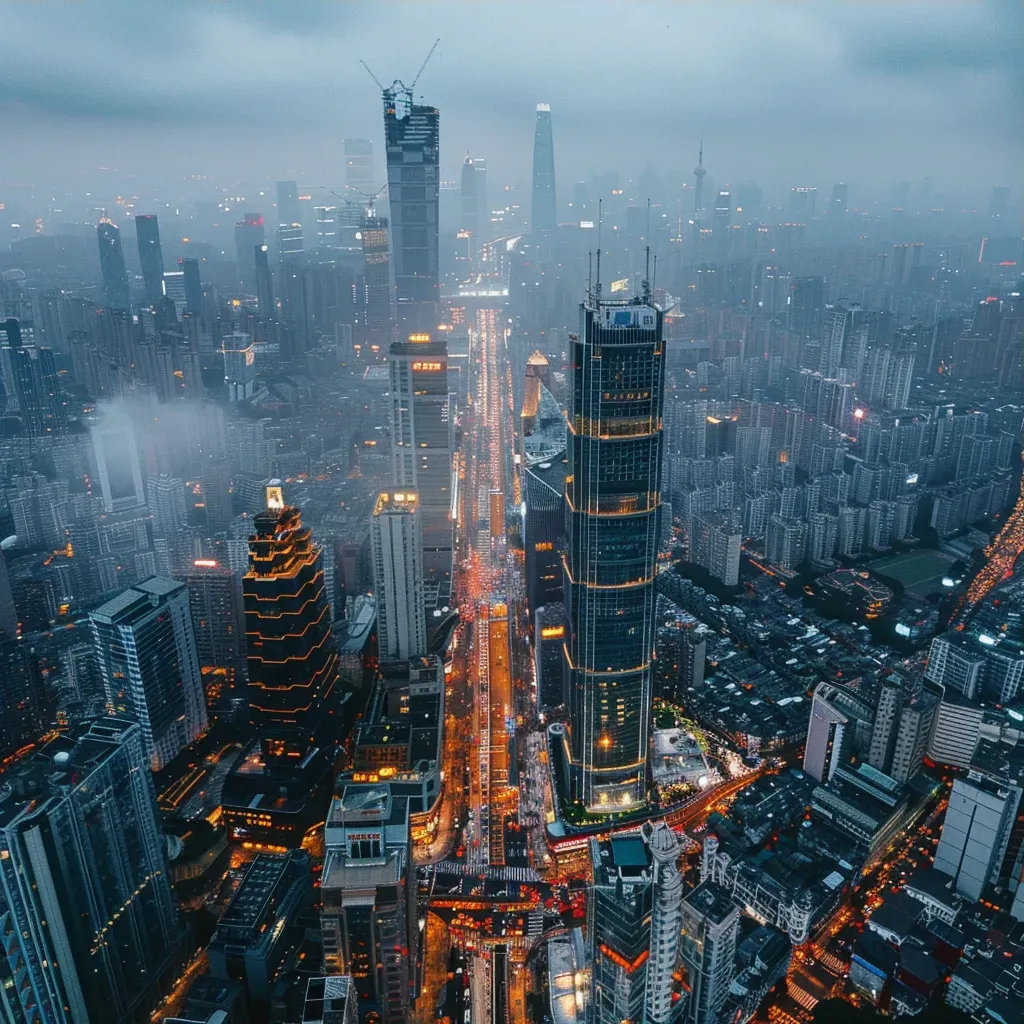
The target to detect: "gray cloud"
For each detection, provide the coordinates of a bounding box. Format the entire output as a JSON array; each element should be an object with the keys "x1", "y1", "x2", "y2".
[{"x1": 1, "y1": 1, "x2": 1019, "y2": 196}]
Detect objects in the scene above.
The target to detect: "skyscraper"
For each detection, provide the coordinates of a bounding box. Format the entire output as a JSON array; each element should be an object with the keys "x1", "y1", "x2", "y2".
[
  {"x1": 276, "y1": 179, "x2": 302, "y2": 228},
  {"x1": 344, "y1": 138, "x2": 374, "y2": 192},
  {"x1": 183, "y1": 558, "x2": 248, "y2": 716},
  {"x1": 97, "y1": 217, "x2": 132, "y2": 310},
  {"x1": 243, "y1": 482, "x2": 339, "y2": 755},
  {"x1": 371, "y1": 490, "x2": 427, "y2": 660},
  {"x1": 679, "y1": 882, "x2": 741, "y2": 1024},
  {"x1": 0, "y1": 719, "x2": 180, "y2": 1024},
  {"x1": 255, "y1": 243, "x2": 274, "y2": 318},
  {"x1": 182, "y1": 256, "x2": 203, "y2": 315},
  {"x1": 389, "y1": 334, "x2": 452, "y2": 583},
  {"x1": 531, "y1": 103, "x2": 556, "y2": 235},
  {"x1": 0, "y1": 546, "x2": 17, "y2": 638},
  {"x1": 359, "y1": 214, "x2": 393, "y2": 350},
  {"x1": 234, "y1": 213, "x2": 265, "y2": 291},
  {"x1": 565, "y1": 295, "x2": 665, "y2": 812},
  {"x1": 383, "y1": 87, "x2": 440, "y2": 334},
  {"x1": 460, "y1": 153, "x2": 479, "y2": 248},
  {"x1": 135, "y1": 213, "x2": 165, "y2": 306},
  {"x1": 4, "y1": 319, "x2": 68, "y2": 437},
  {"x1": 0, "y1": 640, "x2": 50, "y2": 759},
  {"x1": 89, "y1": 576, "x2": 208, "y2": 771}
]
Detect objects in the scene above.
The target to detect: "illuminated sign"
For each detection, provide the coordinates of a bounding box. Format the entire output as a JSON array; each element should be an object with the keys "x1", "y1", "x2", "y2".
[
  {"x1": 602, "y1": 305, "x2": 656, "y2": 329},
  {"x1": 540, "y1": 626, "x2": 565, "y2": 640},
  {"x1": 193, "y1": 559, "x2": 218, "y2": 568},
  {"x1": 408, "y1": 333, "x2": 432, "y2": 343},
  {"x1": 266, "y1": 483, "x2": 285, "y2": 510},
  {"x1": 412, "y1": 361, "x2": 443, "y2": 371},
  {"x1": 245, "y1": 348, "x2": 255, "y2": 366}
]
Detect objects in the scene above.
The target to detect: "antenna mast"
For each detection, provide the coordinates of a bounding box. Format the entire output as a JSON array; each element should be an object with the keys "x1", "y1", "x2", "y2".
[
  {"x1": 643, "y1": 198, "x2": 652, "y2": 303},
  {"x1": 595, "y1": 199, "x2": 603, "y2": 302}
]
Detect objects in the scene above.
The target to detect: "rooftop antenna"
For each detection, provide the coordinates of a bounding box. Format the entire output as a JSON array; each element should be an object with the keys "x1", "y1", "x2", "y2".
[
  {"x1": 410, "y1": 38, "x2": 441, "y2": 95},
  {"x1": 360, "y1": 60, "x2": 386, "y2": 94},
  {"x1": 643, "y1": 198, "x2": 652, "y2": 303},
  {"x1": 587, "y1": 250, "x2": 593, "y2": 304},
  {"x1": 652, "y1": 254, "x2": 658, "y2": 296},
  {"x1": 595, "y1": 198, "x2": 603, "y2": 302}
]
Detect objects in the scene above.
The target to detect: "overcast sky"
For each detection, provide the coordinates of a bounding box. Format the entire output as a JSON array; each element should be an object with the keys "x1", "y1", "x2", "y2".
[{"x1": 2, "y1": 1, "x2": 1020, "y2": 199}]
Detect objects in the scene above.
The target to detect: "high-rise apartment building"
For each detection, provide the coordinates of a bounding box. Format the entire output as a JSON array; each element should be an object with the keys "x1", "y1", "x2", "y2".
[
  {"x1": 389, "y1": 335, "x2": 452, "y2": 583},
  {"x1": 0, "y1": 640, "x2": 50, "y2": 759},
  {"x1": 3, "y1": 319, "x2": 67, "y2": 438},
  {"x1": 383, "y1": 88, "x2": 439, "y2": 334},
  {"x1": 689, "y1": 511, "x2": 741, "y2": 586},
  {"x1": 371, "y1": 490, "x2": 427, "y2": 660},
  {"x1": 925, "y1": 634, "x2": 987, "y2": 700},
  {"x1": 183, "y1": 558, "x2": 248, "y2": 716},
  {"x1": 90, "y1": 576, "x2": 207, "y2": 771},
  {"x1": 565, "y1": 296, "x2": 665, "y2": 812},
  {"x1": 135, "y1": 213, "x2": 165, "y2": 306},
  {"x1": 97, "y1": 217, "x2": 132, "y2": 310},
  {"x1": 531, "y1": 103, "x2": 557, "y2": 235},
  {"x1": 0, "y1": 719, "x2": 180, "y2": 1024},
  {"x1": 243, "y1": 483, "x2": 338, "y2": 754}
]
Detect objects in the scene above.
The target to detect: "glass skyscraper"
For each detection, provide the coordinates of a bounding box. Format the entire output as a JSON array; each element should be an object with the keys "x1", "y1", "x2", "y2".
[
  {"x1": 564, "y1": 296, "x2": 665, "y2": 812},
  {"x1": 96, "y1": 217, "x2": 131, "y2": 310},
  {"x1": 135, "y1": 213, "x2": 165, "y2": 307},
  {"x1": 531, "y1": 103, "x2": 556, "y2": 235},
  {"x1": 383, "y1": 88, "x2": 439, "y2": 334}
]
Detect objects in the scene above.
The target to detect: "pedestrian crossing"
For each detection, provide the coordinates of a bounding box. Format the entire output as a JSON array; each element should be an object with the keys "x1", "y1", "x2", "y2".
[{"x1": 432, "y1": 859, "x2": 541, "y2": 883}]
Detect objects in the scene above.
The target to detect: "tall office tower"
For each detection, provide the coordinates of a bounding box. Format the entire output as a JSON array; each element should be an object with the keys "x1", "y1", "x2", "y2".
[
  {"x1": 693, "y1": 140, "x2": 706, "y2": 221},
  {"x1": 565, "y1": 296, "x2": 665, "y2": 812},
  {"x1": 91, "y1": 409, "x2": 143, "y2": 509},
  {"x1": 389, "y1": 334, "x2": 452, "y2": 583},
  {"x1": 183, "y1": 558, "x2": 248, "y2": 716},
  {"x1": 97, "y1": 217, "x2": 132, "y2": 310},
  {"x1": 182, "y1": 256, "x2": 203, "y2": 315},
  {"x1": 646, "y1": 823, "x2": 686, "y2": 1024},
  {"x1": 934, "y1": 769, "x2": 1022, "y2": 902},
  {"x1": 371, "y1": 491, "x2": 427, "y2": 659},
  {"x1": 383, "y1": 86, "x2": 440, "y2": 334},
  {"x1": 0, "y1": 546, "x2": 17, "y2": 637},
  {"x1": 89, "y1": 576, "x2": 208, "y2": 771},
  {"x1": 0, "y1": 719, "x2": 179, "y2": 1024},
  {"x1": 255, "y1": 243, "x2": 274, "y2": 318},
  {"x1": 713, "y1": 190, "x2": 731, "y2": 261},
  {"x1": 135, "y1": 213, "x2": 165, "y2": 306},
  {"x1": 535, "y1": 604, "x2": 567, "y2": 709},
  {"x1": 0, "y1": 641, "x2": 50, "y2": 758},
  {"x1": 679, "y1": 882, "x2": 741, "y2": 1024},
  {"x1": 925, "y1": 634, "x2": 986, "y2": 700},
  {"x1": 473, "y1": 156, "x2": 488, "y2": 235},
  {"x1": 788, "y1": 276, "x2": 825, "y2": 342},
  {"x1": 828, "y1": 182, "x2": 848, "y2": 215},
  {"x1": 234, "y1": 213, "x2": 265, "y2": 291},
  {"x1": 344, "y1": 138, "x2": 374, "y2": 191},
  {"x1": 243, "y1": 482, "x2": 339, "y2": 754},
  {"x1": 3, "y1": 319, "x2": 67, "y2": 437},
  {"x1": 277, "y1": 221, "x2": 305, "y2": 257},
  {"x1": 531, "y1": 103, "x2": 557, "y2": 235},
  {"x1": 359, "y1": 214, "x2": 393, "y2": 349},
  {"x1": 590, "y1": 832, "x2": 654, "y2": 1024},
  {"x1": 321, "y1": 783, "x2": 416, "y2": 1024},
  {"x1": 277, "y1": 179, "x2": 302, "y2": 227},
  {"x1": 460, "y1": 153, "x2": 479, "y2": 244}
]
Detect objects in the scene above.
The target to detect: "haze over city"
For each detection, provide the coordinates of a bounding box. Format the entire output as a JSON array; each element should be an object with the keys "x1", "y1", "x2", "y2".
[{"x1": 0, "y1": 4, "x2": 1022, "y2": 1024}]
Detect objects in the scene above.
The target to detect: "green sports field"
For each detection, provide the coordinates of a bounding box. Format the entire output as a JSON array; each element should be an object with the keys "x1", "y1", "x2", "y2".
[{"x1": 870, "y1": 550, "x2": 956, "y2": 594}]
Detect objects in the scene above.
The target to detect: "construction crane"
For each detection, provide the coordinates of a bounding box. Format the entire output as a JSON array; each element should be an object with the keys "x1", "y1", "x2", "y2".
[
  {"x1": 360, "y1": 38, "x2": 440, "y2": 104},
  {"x1": 318, "y1": 184, "x2": 389, "y2": 219}
]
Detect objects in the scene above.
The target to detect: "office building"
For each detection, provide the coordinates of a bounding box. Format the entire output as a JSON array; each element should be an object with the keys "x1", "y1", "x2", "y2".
[
  {"x1": 208, "y1": 851, "x2": 312, "y2": 1004},
  {"x1": 243, "y1": 482, "x2": 339, "y2": 755},
  {"x1": 389, "y1": 335, "x2": 452, "y2": 583},
  {"x1": 934, "y1": 770, "x2": 1022, "y2": 903},
  {"x1": 679, "y1": 881, "x2": 741, "y2": 1024},
  {"x1": 371, "y1": 491, "x2": 427, "y2": 659},
  {"x1": 565, "y1": 295, "x2": 665, "y2": 812},
  {"x1": 589, "y1": 832, "x2": 654, "y2": 1024},
  {"x1": 97, "y1": 217, "x2": 132, "y2": 309},
  {"x1": 276, "y1": 179, "x2": 302, "y2": 228},
  {"x1": 234, "y1": 213, "x2": 265, "y2": 291},
  {"x1": 0, "y1": 546, "x2": 16, "y2": 638},
  {"x1": 646, "y1": 823, "x2": 686, "y2": 1024},
  {"x1": 302, "y1": 976, "x2": 360, "y2": 1024},
  {"x1": 811, "y1": 762, "x2": 909, "y2": 860},
  {"x1": 135, "y1": 213, "x2": 165, "y2": 306},
  {"x1": 803, "y1": 680, "x2": 874, "y2": 784},
  {"x1": 868, "y1": 677, "x2": 937, "y2": 784},
  {"x1": 531, "y1": 103, "x2": 557, "y2": 235},
  {"x1": 90, "y1": 576, "x2": 207, "y2": 771},
  {"x1": 321, "y1": 783, "x2": 416, "y2": 1024},
  {"x1": 0, "y1": 719, "x2": 179, "y2": 1024},
  {"x1": 183, "y1": 558, "x2": 248, "y2": 716},
  {"x1": 181, "y1": 256, "x2": 203, "y2": 315},
  {"x1": 383, "y1": 87, "x2": 439, "y2": 334},
  {"x1": 344, "y1": 137, "x2": 374, "y2": 191},
  {"x1": 535, "y1": 604, "x2": 567, "y2": 709},
  {"x1": 255, "y1": 243, "x2": 274, "y2": 318},
  {"x1": 221, "y1": 330, "x2": 258, "y2": 403},
  {"x1": 359, "y1": 213, "x2": 393, "y2": 351}
]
